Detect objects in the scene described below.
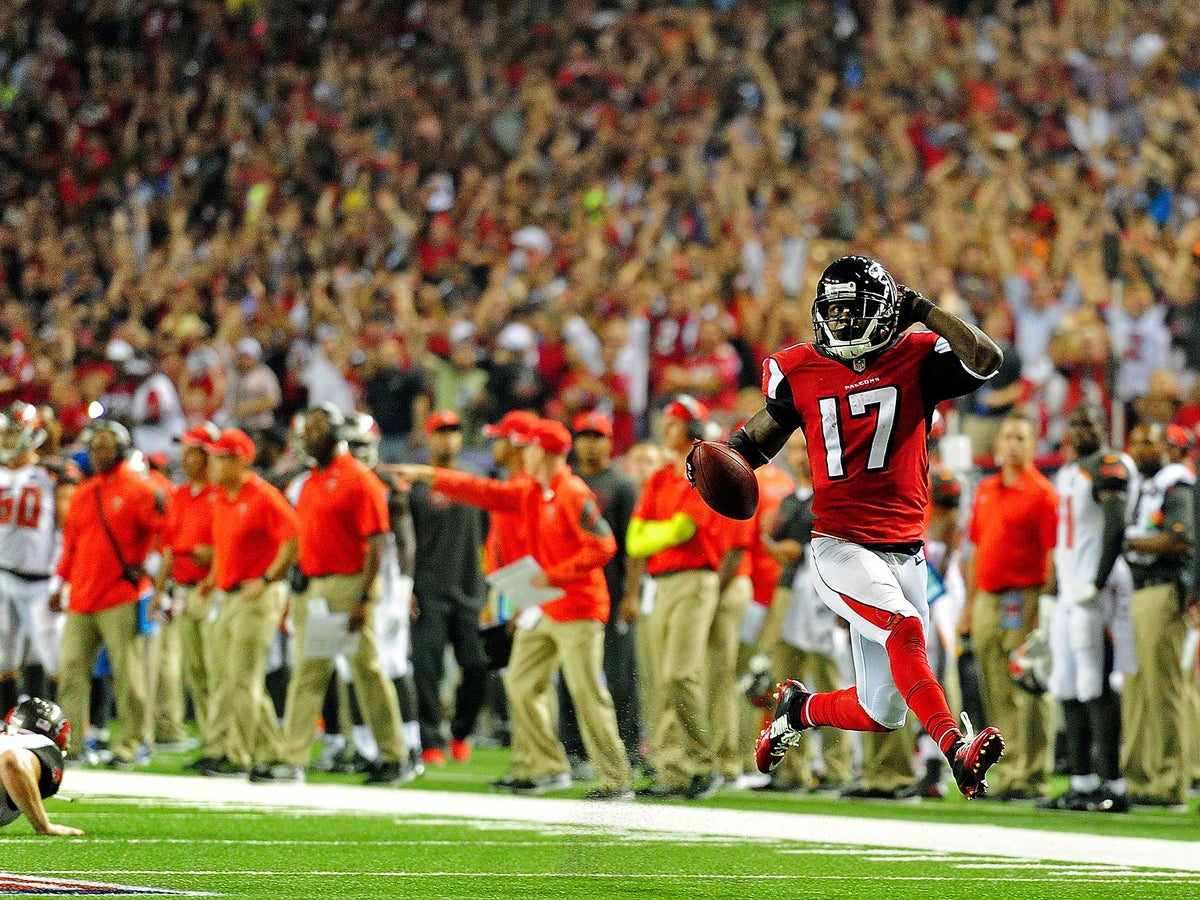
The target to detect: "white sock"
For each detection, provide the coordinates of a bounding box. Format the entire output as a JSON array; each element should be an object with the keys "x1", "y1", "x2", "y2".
[
  {"x1": 1104, "y1": 778, "x2": 1127, "y2": 796},
  {"x1": 353, "y1": 724, "x2": 379, "y2": 762},
  {"x1": 1070, "y1": 773, "x2": 1100, "y2": 793},
  {"x1": 402, "y1": 721, "x2": 420, "y2": 753},
  {"x1": 323, "y1": 733, "x2": 347, "y2": 755}
]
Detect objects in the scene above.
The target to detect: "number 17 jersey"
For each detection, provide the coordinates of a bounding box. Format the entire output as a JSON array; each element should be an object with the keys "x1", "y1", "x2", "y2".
[{"x1": 762, "y1": 331, "x2": 992, "y2": 545}]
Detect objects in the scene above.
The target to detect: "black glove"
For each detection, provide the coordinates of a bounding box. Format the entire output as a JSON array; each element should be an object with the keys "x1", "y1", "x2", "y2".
[
  {"x1": 684, "y1": 440, "x2": 701, "y2": 488},
  {"x1": 897, "y1": 286, "x2": 935, "y2": 332}
]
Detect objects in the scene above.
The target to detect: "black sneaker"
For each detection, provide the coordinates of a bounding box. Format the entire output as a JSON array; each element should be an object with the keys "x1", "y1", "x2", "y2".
[
  {"x1": 363, "y1": 760, "x2": 419, "y2": 786},
  {"x1": 583, "y1": 786, "x2": 634, "y2": 801},
  {"x1": 185, "y1": 756, "x2": 221, "y2": 772},
  {"x1": 634, "y1": 780, "x2": 687, "y2": 799},
  {"x1": 1037, "y1": 789, "x2": 1091, "y2": 811},
  {"x1": 685, "y1": 772, "x2": 725, "y2": 800},
  {"x1": 198, "y1": 758, "x2": 247, "y2": 778},
  {"x1": 332, "y1": 752, "x2": 375, "y2": 774},
  {"x1": 754, "y1": 680, "x2": 810, "y2": 774},
  {"x1": 509, "y1": 772, "x2": 572, "y2": 795},
  {"x1": 840, "y1": 784, "x2": 900, "y2": 800},
  {"x1": 249, "y1": 763, "x2": 304, "y2": 783},
  {"x1": 1083, "y1": 789, "x2": 1130, "y2": 813},
  {"x1": 947, "y1": 713, "x2": 1004, "y2": 800}
]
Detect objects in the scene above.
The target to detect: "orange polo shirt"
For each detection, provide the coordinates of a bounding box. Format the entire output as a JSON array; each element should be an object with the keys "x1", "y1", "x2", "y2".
[
  {"x1": 57, "y1": 462, "x2": 164, "y2": 614},
  {"x1": 211, "y1": 473, "x2": 299, "y2": 591},
  {"x1": 162, "y1": 481, "x2": 216, "y2": 585},
  {"x1": 632, "y1": 463, "x2": 722, "y2": 576},
  {"x1": 747, "y1": 463, "x2": 796, "y2": 606},
  {"x1": 433, "y1": 466, "x2": 616, "y2": 623},
  {"x1": 711, "y1": 513, "x2": 756, "y2": 577},
  {"x1": 968, "y1": 465, "x2": 1058, "y2": 592},
  {"x1": 482, "y1": 471, "x2": 536, "y2": 573},
  {"x1": 296, "y1": 452, "x2": 389, "y2": 577}
]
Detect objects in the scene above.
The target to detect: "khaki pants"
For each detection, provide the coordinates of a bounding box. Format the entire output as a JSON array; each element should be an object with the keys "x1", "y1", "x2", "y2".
[
  {"x1": 503, "y1": 615, "x2": 632, "y2": 791},
  {"x1": 146, "y1": 612, "x2": 187, "y2": 744},
  {"x1": 1185, "y1": 628, "x2": 1200, "y2": 784},
  {"x1": 650, "y1": 569, "x2": 719, "y2": 788},
  {"x1": 175, "y1": 585, "x2": 217, "y2": 756},
  {"x1": 707, "y1": 575, "x2": 752, "y2": 779},
  {"x1": 58, "y1": 601, "x2": 148, "y2": 761},
  {"x1": 860, "y1": 722, "x2": 914, "y2": 792},
  {"x1": 773, "y1": 640, "x2": 853, "y2": 786},
  {"x1": 971, "y1": 587, "x2": 1050, "y2": 794},
  {"x1": 635, "y1": 580, "x2": 660, "y2": 762},
  {"x1": 208, "y1": 581, "x2": 287, "y2": 769},
  {"x1": 279, "y1": 574, "x2": 404, "y2": 767},
  {"x1": 1121, "y1": 583, "x2": 1187, "y2": 802}
]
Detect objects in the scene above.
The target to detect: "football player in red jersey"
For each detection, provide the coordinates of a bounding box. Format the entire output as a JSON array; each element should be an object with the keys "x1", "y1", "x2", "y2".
[{"x1": 698, "y1": 255, "x2": 1007, "y2": 799}]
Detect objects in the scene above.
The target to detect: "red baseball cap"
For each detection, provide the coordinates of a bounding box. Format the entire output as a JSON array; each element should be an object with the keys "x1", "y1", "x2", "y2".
[
  {"x1": 178, "y1": 422, "x2": 220, "y2": 448},
  {"x1": 206, "y1": 429, "x2": 256, "y2": 462},
  {"x1": 571, "y1": 411, "x2": 613, "y2": 438},
  {"x1": 424, "y1": 410, "x2": 462, "y2": 435},
  {"x1": 663, "y1": 395, "x2": 709, "y2": 424},
  {"x1": 1166, "y1": 424, "x2": 1194, "y2": 454},
  {"x1": 530, "y1": 419, "x2": 573, "y2": 456},
  {"x1": 482, "y1": 410, "x2": 540, "y2": 445}
]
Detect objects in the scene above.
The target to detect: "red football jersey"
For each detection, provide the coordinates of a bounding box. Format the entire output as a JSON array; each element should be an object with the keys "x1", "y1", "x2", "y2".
[{"x1": 762, "y1": 331, "x2": 991, "y2": 544}]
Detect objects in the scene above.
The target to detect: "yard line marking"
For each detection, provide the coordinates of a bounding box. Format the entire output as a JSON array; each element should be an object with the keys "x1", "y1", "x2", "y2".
[{"x1": 62, "y1": 771, "x2": 1200, "y2": 874}]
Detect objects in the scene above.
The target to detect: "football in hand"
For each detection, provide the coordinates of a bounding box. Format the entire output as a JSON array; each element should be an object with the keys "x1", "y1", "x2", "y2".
[{"x1": 690, "y1": 441, "x2": 759, "y2": 520}]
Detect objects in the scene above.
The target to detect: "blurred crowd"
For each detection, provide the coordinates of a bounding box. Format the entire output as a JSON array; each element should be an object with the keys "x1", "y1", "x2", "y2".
[{"x1": 2, "y1": 0, "x2": 1200, "y2": 469}]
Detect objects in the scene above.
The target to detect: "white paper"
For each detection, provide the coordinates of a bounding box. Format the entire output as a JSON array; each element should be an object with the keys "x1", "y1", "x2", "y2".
[
  {"x1": 485, "y1": 555, "x2": 563, "y2": 610},
  {"x1": 303, "y1": 597, "x2": 362, "y2": 660}
]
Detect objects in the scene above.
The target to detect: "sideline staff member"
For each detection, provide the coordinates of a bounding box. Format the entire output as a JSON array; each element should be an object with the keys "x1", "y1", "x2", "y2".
[
  {"x1": 200, "y1": 429, "x2": 298, "y2": 778},
  {"x1": 273, "y1": 405, "x2": 406, "y2": 784},
  {"x1": 960, "y1": 413, "x2": 1057, "y2": 800},
  {"x1": 53, "y1": 420, "x2": 162, "y2": 767}
]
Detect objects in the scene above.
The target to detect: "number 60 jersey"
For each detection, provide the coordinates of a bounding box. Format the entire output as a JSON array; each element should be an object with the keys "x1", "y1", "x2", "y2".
[
  {"x1": 0, "y1": 461, "x2": 59, "y2": 578},
  {"x1": 763, "y1": 330, "x2": 993, "y2": 545}
]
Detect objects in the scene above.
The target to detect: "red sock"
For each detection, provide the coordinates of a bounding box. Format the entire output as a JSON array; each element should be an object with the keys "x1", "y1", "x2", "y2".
[
  {"x1": 799, "y1": 687, "x2": 890, "y2": 733},
  {"x1": 886, "y1": 616, "x2": 961, "y2": 754}
]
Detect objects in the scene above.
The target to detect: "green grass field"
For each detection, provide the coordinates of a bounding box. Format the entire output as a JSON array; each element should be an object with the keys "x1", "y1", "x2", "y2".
[{"x1": 1, "y1": 748, "x2": 1196, "y2": 899}]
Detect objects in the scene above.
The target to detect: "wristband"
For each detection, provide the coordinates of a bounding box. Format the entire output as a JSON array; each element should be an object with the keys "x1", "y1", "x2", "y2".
[{"x1": 912, "y1": 297, "x2": 936, "y2": 324}]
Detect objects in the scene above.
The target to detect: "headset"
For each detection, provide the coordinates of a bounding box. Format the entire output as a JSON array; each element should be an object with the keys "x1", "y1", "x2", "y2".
[
  {"x1": 675, "y1": 394, "x2": 706, "y2": 441},
  {"x1": 79, "y1": 419, "x2": 133, "y2": 459}
]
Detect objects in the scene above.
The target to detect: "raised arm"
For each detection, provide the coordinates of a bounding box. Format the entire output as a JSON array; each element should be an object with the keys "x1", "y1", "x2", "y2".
[{"x1": 902, "y1": 290, "x2": 1003, "y2": 377}]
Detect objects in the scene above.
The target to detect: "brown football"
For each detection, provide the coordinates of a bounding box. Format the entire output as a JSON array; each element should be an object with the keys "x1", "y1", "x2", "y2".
[{"x1": 691, "y1": 441, "x2": 759, "y2": 520}]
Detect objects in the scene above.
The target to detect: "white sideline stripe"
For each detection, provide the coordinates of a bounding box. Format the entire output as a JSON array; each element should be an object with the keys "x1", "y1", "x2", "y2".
[
  {"x1": 34, "y1": 872, "x2": 1200, "y2": 884},
  {"x1": 64, "y1": 771, "x2": 1200, "y2": 873}
]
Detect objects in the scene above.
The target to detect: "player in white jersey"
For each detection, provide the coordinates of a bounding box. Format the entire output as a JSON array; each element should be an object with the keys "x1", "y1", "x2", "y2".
[
  {"x1": 0, "y1": 404, "x2": 68, "y2": 717},
  {"x1": 1042, "y1": 403, "x2": 1137, "y2": 812},
  {"x1": 1, "y1": 697, "x2": 81, "y2": 835}
]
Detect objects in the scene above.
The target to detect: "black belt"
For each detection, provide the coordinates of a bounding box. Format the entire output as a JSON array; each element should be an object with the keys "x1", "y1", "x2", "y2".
[
  {"x1": 863, "y1": 541, "x2": 924, "y2": 556},
  {"x1": 1130, "y1": 572, "x2": 1178, "y2": 591},
  {"x1": 0, "y1": 566, "x2": 51, "y2": 582}
]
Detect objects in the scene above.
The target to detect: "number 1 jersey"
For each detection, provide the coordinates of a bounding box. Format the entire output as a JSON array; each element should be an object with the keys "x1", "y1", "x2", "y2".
[{"x1": 762, "y1": 331, "x2": 992, "y2": 544}]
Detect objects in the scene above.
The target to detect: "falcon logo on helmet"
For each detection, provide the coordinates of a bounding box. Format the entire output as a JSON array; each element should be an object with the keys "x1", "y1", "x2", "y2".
[
  {"x1": 4, "y1": 697, "x2": 71, "y2": 752},
  {"x1": 812, "y1": 256, "x2": 902, "y2": 363}
]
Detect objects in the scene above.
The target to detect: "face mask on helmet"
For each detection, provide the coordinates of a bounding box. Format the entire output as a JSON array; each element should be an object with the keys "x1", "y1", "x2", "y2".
[
  {"x1": 0, "y1": 415, "x2": 26, "y2": 465},
  {"x1": 812, "y1": 256, "x2": 901, "y2": 361}
]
